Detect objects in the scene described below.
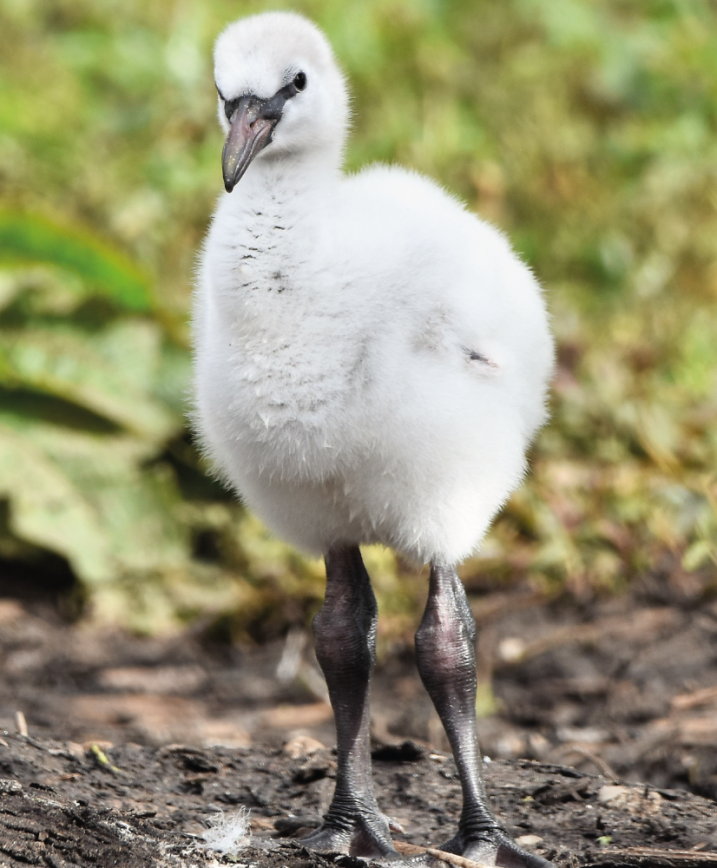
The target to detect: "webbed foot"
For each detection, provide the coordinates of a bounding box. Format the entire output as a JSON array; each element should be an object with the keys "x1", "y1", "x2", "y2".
[
  {"x1": 300, "y1": 804, "x2": 402, "y2": 861},
  {"x1": 441, "y1": 828, "x2": 553, "y2": 868}
]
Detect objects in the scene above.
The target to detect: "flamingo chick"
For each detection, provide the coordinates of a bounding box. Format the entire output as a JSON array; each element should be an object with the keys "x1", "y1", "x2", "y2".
[{"x1": 193, "y1": 12, "x2": 554, "y2": 867}]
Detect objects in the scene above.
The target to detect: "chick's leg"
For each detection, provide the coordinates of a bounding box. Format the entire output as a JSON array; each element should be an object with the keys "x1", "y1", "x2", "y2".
[
  {"x1": 301, "y1": 545, "x2": 400, "y2": 860},
  {"x1": 415, "y1": 564, "x2": 553, "y2": 868}
]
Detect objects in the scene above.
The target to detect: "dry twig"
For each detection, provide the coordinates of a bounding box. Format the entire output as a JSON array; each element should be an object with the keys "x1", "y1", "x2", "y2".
[
  {"x1": 394, "y1": 840, "x2": 493, "y2": 868},
  {"x1": 566, "y1": 745, "x2": 617, "y2": 779}
]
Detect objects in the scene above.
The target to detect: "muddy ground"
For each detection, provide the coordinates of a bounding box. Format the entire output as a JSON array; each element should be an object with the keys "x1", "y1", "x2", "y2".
[
  {"x1": 1, "y1": 567, "x2": 717, "y2": 866},
  {"x1": 4, "y1": 734, "x2": 717, "y2": 868}
]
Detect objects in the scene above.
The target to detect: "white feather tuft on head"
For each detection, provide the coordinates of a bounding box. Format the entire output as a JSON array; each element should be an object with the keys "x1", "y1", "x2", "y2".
[{"x1": 213, "y1": 11, "x2": 349, "y2": 159}]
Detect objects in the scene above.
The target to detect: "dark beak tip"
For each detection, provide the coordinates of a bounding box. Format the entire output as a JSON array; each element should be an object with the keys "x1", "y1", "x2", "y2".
[{"x1": 221, "y1": 94, "x2": 279, "y2": 193}]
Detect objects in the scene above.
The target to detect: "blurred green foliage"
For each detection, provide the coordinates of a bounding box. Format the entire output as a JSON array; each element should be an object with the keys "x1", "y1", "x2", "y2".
[{"x1": 0, "y1": 0, "x2": 716, "y2": 639}]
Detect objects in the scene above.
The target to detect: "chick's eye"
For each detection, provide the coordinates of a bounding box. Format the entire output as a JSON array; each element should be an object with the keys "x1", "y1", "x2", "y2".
[{"x1": 293, "y1": 72, "x2": 307, "y2": 91}]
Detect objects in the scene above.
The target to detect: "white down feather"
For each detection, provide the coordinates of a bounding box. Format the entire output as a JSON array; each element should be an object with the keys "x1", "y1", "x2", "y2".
[{"x1": 193, "y1": 12, "x2": 554, "y2": 565}]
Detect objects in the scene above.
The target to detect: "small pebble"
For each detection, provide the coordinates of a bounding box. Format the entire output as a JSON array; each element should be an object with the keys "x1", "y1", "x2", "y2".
[
  {"x1": 283, "y1": 735, "x2": 326, "y2": 759},
  {"x1": 498, "y1": 637, "x2": 526, "y2": 663},
  {"x1": 516, "y1": 834, "x2": 543, "y2": 847}
]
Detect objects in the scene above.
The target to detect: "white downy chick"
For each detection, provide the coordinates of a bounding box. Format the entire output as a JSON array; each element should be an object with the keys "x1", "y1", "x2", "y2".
[{"x1": 193, "y1": 11, "x2": 554, "y2": 567}]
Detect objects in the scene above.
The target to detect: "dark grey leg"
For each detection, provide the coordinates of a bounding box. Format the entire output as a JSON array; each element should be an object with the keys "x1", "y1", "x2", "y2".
[
  {"x1": 415, "y1": 564, "x2": 553, "y2": 868},
  {"x1": 301, "y1": 546, "x2": 401, "y2": 860}
]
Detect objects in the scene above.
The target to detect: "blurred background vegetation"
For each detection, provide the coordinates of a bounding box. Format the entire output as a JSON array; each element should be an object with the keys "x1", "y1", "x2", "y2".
[{"x1": 1, "y1": 0, "x2": 716, "y2": 646}]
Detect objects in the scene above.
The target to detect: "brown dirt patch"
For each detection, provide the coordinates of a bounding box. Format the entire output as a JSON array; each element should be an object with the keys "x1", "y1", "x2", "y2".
[
  {"x1": 2, "y1": 734, "x2": 717, "y2": 867},
  {"x1": 1, "y1": 573, "x2": 717, "y2": 866}
]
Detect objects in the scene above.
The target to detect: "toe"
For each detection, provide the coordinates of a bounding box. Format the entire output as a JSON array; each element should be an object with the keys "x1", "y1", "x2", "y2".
[
  {"x1": 464, "y1": 832, "x2": 554, "y2": 868},
  {"x1": 300, "y1": 824, "x2": 352, "y2": 854},
  {"x1": 300, "y1": 819, "x2": 402, "y2": 862},
  {"x1": 352, "y1": 824, "x2": 403, "y2": 861}
]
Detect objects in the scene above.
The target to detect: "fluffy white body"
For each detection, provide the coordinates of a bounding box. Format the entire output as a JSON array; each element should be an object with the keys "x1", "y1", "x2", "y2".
[{"x1": 193, "y1": 12, "x2": 554, "y2": 565}]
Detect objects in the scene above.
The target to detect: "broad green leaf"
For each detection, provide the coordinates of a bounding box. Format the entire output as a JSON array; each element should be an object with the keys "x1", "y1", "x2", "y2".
[
  {"x1": 0, "y1": 423, "x2": 112, "y2": 584},
  {"x1": 26, "y1": 423, "x2": 190, "y2": 575},
  {"x1": 0, "y1": 416, "x2": 191, "y2": 583},
  {"x1": 0, "y1": 212, "x2": 153, "y2": 313},
  {"x1": 0, "y1": 325, "x2": 178, "y2": 440}
]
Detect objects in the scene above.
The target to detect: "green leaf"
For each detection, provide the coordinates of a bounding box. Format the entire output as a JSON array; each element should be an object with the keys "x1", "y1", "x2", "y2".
[
  {"x1": 0, "y1": 324, "x2": 178, "y2": 440},
  {"x1": 682, "y1": 539, "x2": 712, "y2": 571},
  {"x1": 22, "y1": 422, "x2": 191, "y2": 576},
  {"x1": 0, "y1": 423, "x2": 113, "y2": 584},
  {"x1": 0, "y1": 416, "x2": 192, "y2": 584},
  {"x1": 0, "y1": 211, "x2": 154, "y2": 313}
]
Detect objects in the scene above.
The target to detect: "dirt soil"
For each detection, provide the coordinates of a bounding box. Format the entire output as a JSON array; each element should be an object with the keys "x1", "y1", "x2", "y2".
[
  {"x1": 4, "y1": 733, "x2": 717, "y2": 868},
  {"x1": 1, "y1": 569, "x2": 717, "y2": 867}
]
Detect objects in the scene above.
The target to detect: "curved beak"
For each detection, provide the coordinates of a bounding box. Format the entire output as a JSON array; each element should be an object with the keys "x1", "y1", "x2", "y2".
[{"x1": 222, "y1": 95, "x2": 283, "y2": 193}]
